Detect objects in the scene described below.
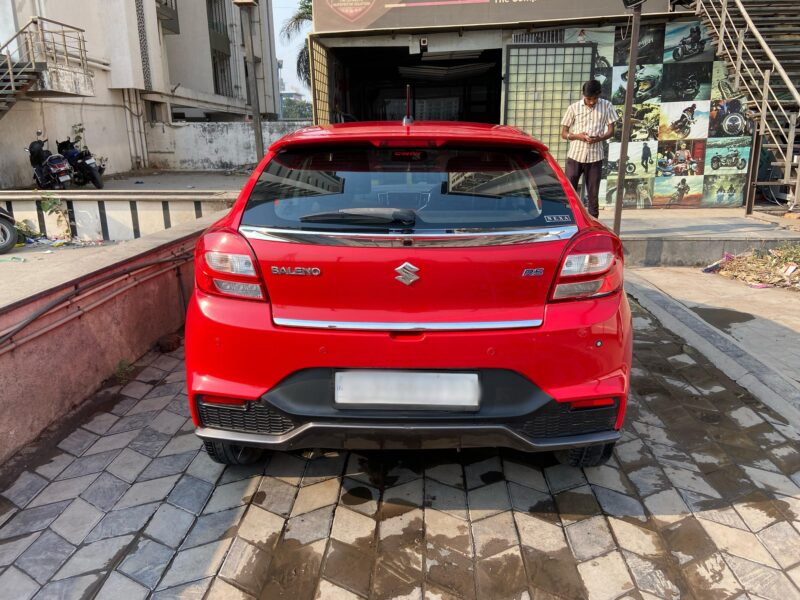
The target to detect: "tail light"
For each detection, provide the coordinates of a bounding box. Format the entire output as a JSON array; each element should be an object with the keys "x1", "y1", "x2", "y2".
[
  {"x1": 550, "y1": 232, "x2": 623, "y2": 301},
  {"x1": 195, "y1": 229, "x2": 267, "y2": 300}
]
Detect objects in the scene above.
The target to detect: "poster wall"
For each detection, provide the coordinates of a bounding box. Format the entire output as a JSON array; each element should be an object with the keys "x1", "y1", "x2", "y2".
[{"x1": 561, "y1": 20, "x2": 754, "y2": 208}]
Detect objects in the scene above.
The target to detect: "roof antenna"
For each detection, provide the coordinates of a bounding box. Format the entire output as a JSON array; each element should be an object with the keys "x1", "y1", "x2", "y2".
[{"x1": 402, "y1": 84, "x2": 414, "y2": 126}]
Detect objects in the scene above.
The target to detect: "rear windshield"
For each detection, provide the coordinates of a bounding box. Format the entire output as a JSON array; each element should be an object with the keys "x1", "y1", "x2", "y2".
[{"x1": 241, "y1": 147, "x2": 574, "y2": 232}]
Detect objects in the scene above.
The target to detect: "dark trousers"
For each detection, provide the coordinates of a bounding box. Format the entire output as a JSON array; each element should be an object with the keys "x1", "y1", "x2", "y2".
[{"x1": 566, "y1": 158, "x2": 603, "y2": 218}]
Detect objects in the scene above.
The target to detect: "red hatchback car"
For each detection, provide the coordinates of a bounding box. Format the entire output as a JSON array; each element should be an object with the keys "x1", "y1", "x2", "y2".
[{"x1": 185, "y1": 121, "x2": 632, "y2": 468}]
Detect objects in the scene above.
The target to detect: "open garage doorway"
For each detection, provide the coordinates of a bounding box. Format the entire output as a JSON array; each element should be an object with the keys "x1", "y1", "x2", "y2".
[{"x1": 324, "y1": 46, "x2": 502, "y2": 124}]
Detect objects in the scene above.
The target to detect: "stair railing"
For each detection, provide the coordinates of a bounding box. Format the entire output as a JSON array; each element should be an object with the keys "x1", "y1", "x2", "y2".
[
  {"x1": 0, "y1": 17, "x2": 89, "y2": 106},
  {"x1": 695, "y1": 0, "x2": 800, "y2": 211}
]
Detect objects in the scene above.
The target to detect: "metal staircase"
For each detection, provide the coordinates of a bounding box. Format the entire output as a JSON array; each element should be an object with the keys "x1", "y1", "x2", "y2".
[
  {"x1": 696, "y1": 0, "x2": 800, "y2": 211},
  {"x1": 0, "y1": 17, "x2": 92, "y2": 121}
]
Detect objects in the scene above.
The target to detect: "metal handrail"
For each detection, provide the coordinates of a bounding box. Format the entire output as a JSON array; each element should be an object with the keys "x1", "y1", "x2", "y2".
[
  {"x1": 731, "y1": 0, "x2": 800, "y2": 106},
  {"x1": 0, "y1": 16, "x2": 90, "y2": 104}
]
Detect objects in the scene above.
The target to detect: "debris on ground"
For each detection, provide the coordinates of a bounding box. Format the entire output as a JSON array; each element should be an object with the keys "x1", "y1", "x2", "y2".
[
  {"x1": 704, "y1": 243, "x2": 800, "y2": 290},
  {"x1": 15, "y1": 235, "x2": 107, "y2": 251}
]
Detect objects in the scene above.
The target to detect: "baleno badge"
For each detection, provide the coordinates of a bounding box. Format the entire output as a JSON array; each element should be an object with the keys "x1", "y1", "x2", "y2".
[
  {"x1": 395, "y1": 262, "x2": 420, "y2": 286},
  {"x1": 271, "y1": 266, "x2": 321, "y2": 276}
]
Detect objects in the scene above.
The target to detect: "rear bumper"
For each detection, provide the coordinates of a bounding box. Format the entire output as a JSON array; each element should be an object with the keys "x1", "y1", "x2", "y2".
[
  {"x1": 185, "y1": 290, "x2": 633, "y2": 451},
  {"x1": 193, "y1": 368, "x2": 622, "y2": 452},
  {"x1": 196, "y1": 423, "x2": 621, "y2": 452}
]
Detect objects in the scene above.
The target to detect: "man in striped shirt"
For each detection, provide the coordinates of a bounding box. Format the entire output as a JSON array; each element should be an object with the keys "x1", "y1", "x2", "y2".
[{"x1": 560, "y1": 80, "x2": 617, "y2": 217}]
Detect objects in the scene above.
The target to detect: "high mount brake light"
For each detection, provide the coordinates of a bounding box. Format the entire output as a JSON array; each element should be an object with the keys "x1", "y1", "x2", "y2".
[
  {"x1": 195, "y1": 231, "x2": 267, "y2": 301},
  {"x1": 551, "y1": 232, "x2": 623, "y2": 302}
]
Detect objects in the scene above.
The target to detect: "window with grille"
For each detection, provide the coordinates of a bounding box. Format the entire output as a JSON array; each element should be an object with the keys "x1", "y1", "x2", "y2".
[
  {"x1": 505, "y1": 44, "x2": 595, "y2": 165},
  {"x1": 212, "y1": 49, "x2": 233, "y2": 97},
  {"x1": 206, "y1": 0, "x2": 227, "y2": 35}
]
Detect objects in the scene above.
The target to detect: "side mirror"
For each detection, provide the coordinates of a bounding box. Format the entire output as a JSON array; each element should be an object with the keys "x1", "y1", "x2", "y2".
[{"x1": 36, "y1": 129, "x2": 42, "y2": 137}]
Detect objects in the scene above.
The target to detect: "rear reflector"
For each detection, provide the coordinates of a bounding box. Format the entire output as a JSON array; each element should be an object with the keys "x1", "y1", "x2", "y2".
[
  {"x1": 200, "y1": 395, "x2": 247, "y2": 406},
  {"x1": 213, "y1": 279, "x2": 264, "y2": 299},
  {"x1": 569, "y1": 398, "x2": 615, "y2": 410},
  {"x1": 552, "y1": 280, "x2": 604, "y2": 300}
]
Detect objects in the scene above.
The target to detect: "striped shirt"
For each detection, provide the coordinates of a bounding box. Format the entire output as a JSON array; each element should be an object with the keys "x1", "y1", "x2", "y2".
[{"x1": 560, "y1": 98, "x2": 617, "y2": 163}]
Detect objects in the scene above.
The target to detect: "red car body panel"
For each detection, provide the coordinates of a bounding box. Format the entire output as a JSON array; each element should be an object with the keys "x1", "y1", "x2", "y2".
[{"x1": 185, "y1": 121, "x2": 633, "y2": 453}]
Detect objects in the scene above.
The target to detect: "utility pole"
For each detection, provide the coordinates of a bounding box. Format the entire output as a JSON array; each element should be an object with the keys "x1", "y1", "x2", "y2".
[
  {"x1": 613, "y1": 0, "x2": 647, "y2": 235},
  {"x1": 235, "y1": 0, "x2": 264, "y2": 160}
]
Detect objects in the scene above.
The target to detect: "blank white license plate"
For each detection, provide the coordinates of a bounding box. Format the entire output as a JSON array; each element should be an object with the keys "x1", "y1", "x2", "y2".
[
  {"x1": 85, "y1": 158, "x2": 96, "y2": 165},
  {"x1": 58, "y1": 175, "x2": 70, "y2": 182},
  {"x1": 334, "y1": 370, "x2": 480, "y2": 410}
]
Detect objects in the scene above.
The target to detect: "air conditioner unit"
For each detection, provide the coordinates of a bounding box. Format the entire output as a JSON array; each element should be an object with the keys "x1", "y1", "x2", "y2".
[{"x1": 621, "y1": 0, "x2": 646, "y2": 7}]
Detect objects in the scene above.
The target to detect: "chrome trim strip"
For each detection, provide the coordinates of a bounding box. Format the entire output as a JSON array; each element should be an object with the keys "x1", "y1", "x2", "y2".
[
  {"x1": 239, "y1": 225, "x2": 578, "y2": 247},
  {"x1": 272, "y1": 317, "x2": 543, "y2": 331},
  {"x1": 195, "y1": 425, "x2": 621, "y2": 452}
]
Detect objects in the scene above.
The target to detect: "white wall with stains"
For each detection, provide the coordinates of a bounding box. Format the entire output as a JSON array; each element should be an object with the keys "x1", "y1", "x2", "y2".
[{"x1": 145, "y1": 121, "x2": 311, "y2": 170}]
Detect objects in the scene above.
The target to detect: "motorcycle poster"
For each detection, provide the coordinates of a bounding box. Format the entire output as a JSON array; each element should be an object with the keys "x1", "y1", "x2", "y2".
[
  {"x1": 602, "y1": 176, "x2": 655, "y2": 210},
  {"x1": 657, "y1": 140, "x2": 706, "y2": 176},
  {"x1": 661, "y1": 62, "x2": 712, "y2": 103},
  {"x1": 703, "y1": 174, "x2": 747, "y2": 206},
  {"x1": 614, "y1": 23, "x2": 665, "y2": 66},
  {"x1": 658, "y1": 101, "x2": 710, "y2": 141},
  {"x1": 663, "y1": 21, "x2": 715, "y2": 64},
  {"x1": 652, "y1": 175, "x2": 704, "y2": 207},
  {"x1": 582, "y1": 18, "x2": 756, "y2": 209},
  {"x1": 612, "y1": 65, "x2": 662, "y2": 105},
  {"x1": 606, "y1": 141, "x2": 658, "y2": 178},
  {"x1": 705, "y1": 137, "x2": 751, "y2": 173},
  {"x1": 564, "y1": 26, "x2": 615, "y2": 70}
]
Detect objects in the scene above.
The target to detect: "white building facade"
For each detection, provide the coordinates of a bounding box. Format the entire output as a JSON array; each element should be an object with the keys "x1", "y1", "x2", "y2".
[{"x1": 0, "y1": 0, "x2": 280, "y2": 188}]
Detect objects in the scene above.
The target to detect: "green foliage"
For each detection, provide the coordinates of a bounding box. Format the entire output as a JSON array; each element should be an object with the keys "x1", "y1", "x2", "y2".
[
  {"x1": 282, "y1": 97, "x2": 313, "y2": 120},
  {"x1": 71, "y1": 123, "x2": 85, "y2": 147},
  {"x1": 281, "y1": 0, "x2": 312, "y2": 88},
  {"x1": 39, "y1": 193, "x2": 71, "y2": 238},
  {"x1": 39, "y1": 193, "x2": 63, "y2": 216},
  {"x1": 114, "y1": 359, "x2": 135, "y2": 383}
]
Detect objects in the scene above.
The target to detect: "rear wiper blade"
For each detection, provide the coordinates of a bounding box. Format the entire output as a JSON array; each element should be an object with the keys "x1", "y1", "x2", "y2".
[{"x1": 299, "y1": 207, "x2": 417, "y2": 226}]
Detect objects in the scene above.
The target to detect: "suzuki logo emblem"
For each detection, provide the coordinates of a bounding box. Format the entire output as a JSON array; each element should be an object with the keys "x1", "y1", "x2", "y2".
[{"x1": 395, "y1": 262, "x2": 420, "y2": 286}]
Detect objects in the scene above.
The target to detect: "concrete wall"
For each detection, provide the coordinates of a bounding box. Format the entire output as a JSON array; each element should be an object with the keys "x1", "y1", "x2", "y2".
[
  {"x1": 145, "y1": 120, "x2": 311, "y2": 170},
  {"x1": 164, "y1": 0, "x2": 216, "y2": 98},
  {"x1": 0, "y1": 88, "x2": 136, "y2": 190},
  {"x1": 0, "y1": 215, "x2": 219, "y2": 463}
]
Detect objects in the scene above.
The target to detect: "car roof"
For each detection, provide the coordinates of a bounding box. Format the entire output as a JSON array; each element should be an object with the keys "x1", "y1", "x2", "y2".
[{"x1": 269, "y1": 121, "x2": 548, "y2": 153}]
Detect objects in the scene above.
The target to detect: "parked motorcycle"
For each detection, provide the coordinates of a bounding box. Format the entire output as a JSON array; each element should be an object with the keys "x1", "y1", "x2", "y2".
[
  {"x1": 710, "y1": 149, "x2": 747, "y2": 170},
  {"x1": 25, "y1": 131, "x2": 72, "y2": 189},
  {"x1": 0, "y1": 206, "x2": 17, "y2": 255},
  {"x1": 57, "y1": 138, "x2": 104, "y2": 189},
  {"x1": 673, "y1": 38, "x2": 706, "y2": 61}
]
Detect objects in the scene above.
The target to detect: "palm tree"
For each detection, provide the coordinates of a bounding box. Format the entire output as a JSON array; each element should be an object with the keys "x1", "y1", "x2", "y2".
[{"x1": 281, "y1": 0, "x2": 312, "y2": 87}]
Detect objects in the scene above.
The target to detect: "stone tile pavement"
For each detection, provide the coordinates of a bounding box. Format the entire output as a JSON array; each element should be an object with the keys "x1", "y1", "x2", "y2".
[{"x1": 1, "y1": 300, "x2": 800, "y2": 599}]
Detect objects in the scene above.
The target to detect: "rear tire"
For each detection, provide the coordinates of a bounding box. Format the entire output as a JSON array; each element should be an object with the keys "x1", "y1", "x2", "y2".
[
  {"x1": 88, "y1": 167, "x2": 104, "y2": 189},
  {"x1": 558, "y1": 442, "x2": 616, "y2": 468},
  {"x1": 203, "y1": 440, "x2": 264, "y2": 465},
  {"x1": 0, "y1": 219, "x2": 17, "y2": 254}
]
